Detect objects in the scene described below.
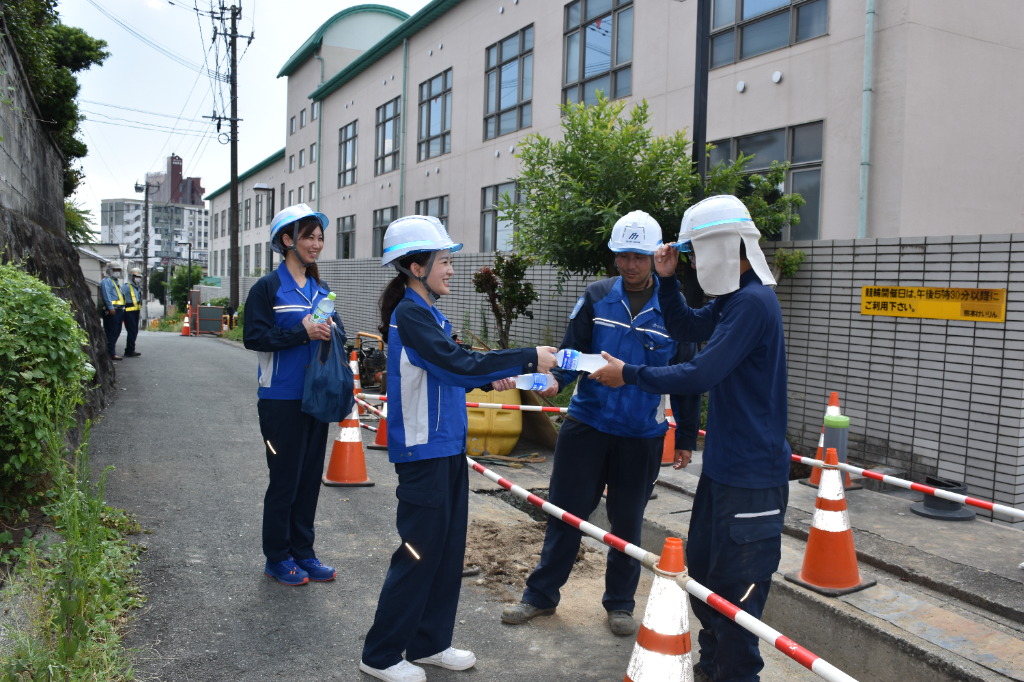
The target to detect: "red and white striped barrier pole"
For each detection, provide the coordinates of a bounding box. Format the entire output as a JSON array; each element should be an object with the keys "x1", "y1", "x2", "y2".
[
  {"x1": 360, "y1": 394, "x2": 568, "y2": 414},
  {"x1": 467, "y1": 456, "x2": 859, "y2": 682},
  {"x1": 791, "y1": 453, "x2": 1024, "y2": 521},
  {"x1": 354, "y1": 397, "x2": 387, "y2": 420},
  {"x1": 360, "y1": 423, "x2": 377, "y2": 433}
]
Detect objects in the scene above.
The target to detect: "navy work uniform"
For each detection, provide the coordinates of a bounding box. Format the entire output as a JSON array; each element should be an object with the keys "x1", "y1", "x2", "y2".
[
  {"x1": 622, "y1": 269, "x2": 791, "y2": 682},
  {"x1": 100, "y1": 274, "x2": 125, "y2": 357},
  {"x1": 361, "y1": 287, "x2": 539, "y2": 670},
  {"x1": 522, "y1": 275, "x2": 677, "y2": 616},
  {"x1": 121, "y1": 279, "x2": 142, "y2": 356},
  {"x1": 243, "y1": 261, "x2": 346, "y2": 564}
]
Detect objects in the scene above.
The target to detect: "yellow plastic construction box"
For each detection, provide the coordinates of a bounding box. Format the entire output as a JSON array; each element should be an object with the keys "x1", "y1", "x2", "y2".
[{"x1": 466, "y1": 387, "x2": 522, "y2": 457}]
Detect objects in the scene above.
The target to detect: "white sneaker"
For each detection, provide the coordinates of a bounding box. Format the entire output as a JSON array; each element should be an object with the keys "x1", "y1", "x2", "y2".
[
  {"x1": 358, "y1": 659, "x2": 426, "y2": 682},
  {"x1": 413, "y1": 646, "x2": 477, "y2": 671}
]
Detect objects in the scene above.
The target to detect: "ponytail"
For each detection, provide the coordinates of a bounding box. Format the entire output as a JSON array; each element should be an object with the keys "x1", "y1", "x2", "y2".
[{"x1": 378, "y1": 251, "x2": 433, "y2": 341}]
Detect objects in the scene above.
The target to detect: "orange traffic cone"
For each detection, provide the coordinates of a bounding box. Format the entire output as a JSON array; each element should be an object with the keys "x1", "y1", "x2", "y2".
[
  {"x1": 805, "y1": 392, "x2": 842, "y2": 487},
  {"x1": 367, "y1": 401, "x2": 388, "y2": 451},
  {"x1": 785, "y1": 447, "x2": 875, "y2": 596},
  {"x1": 322, "y1": 402, "x2": 374, "y2": 487},
  {"x1": 624, "y1": 537, "x2": 692, "y2": 682},
  {"x1": 661, "y1": 396, "x2": 676, "y2": 467},
  {"x1": 180, "y1": 305, "x2": 191, "y2": 337},
  {"x1": 350, "y1": 351, "x2": 365, "y2": 416}
]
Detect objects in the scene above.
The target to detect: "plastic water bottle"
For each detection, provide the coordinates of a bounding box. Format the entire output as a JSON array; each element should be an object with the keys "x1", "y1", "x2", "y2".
[
  {"x1": 556, "y1": 349, "x2": 607, "y2": 372},
  {"x1": 515, "y1": 373, "x2": 555, "y2": 391},
  {"x1": 312, "y1": 292, "x2": 336, "y2": 324}
]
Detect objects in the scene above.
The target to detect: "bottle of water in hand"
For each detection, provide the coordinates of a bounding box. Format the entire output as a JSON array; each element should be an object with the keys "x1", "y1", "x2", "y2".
[
  {"x1": 514, "y1": 373, "x2": 555, "y2": 391},
  {"x1": 312, "y1": 292, "x2": 336, "y2": 324},
  {"x1": 555, "y1": 349, "x2": 607, "y2": 372}
]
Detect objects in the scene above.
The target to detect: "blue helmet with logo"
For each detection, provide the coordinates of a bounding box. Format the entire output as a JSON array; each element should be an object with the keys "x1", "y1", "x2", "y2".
[
  {"x1": 608, "y1": 211, "x2": 662, "y2": 255},
  {"x1": 269, "y1": 204, "x2": 329, "y2": 265}
]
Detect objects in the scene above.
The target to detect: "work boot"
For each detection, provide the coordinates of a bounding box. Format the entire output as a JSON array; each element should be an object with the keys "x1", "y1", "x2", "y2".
[
  {"x1": 607, "y1": 610, "x2": 637, "y2": 636},
  {"x1": 413, "y1": 646, "x2": 476, "y2": 670},
  {"x1": 501, "y1": 601, "x2": 555, "y2": 624},
  {"x1": 294, "y1": 556, "x2": 336, "y2": 582},
  {"x1": 263, "y1": 558, "x2": 308, "y2": 586},
  {"x1": 358, "y1": 660, "x2": 425, "y2": 682},
  {"x1": 693, "y1": 663, "x2": 713, "y2": 682}
]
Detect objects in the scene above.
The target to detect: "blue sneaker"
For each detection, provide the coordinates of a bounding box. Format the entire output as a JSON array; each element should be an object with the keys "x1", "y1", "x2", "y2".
[
  {"x1": 264, "y1": 558, "x2": 308, "y2": 586},
  {"x1": 294, "y1": 556, "x2": 336, "y2": 582}
]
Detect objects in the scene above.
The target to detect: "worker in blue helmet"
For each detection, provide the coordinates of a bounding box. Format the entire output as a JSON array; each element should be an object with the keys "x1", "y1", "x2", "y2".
[
  {"x1": 243, "y1": 203, "x2": 347, "y2": 587},
  {"x1": 358, "y1": 215, "x2": 558, "y2": 682}
]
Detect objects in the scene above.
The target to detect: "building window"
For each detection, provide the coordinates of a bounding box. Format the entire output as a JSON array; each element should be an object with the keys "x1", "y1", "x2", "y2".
[
  {"x1": 213, "y1": 212, "x2": 218, "y2": 239},
  {"x1": 485, "y1": 27, "x2": 533, "y2": 140},
  {"x1": 415, "y1": 196, "x2": 449, "y2": 229},
  {"x1": 311, "y1": 142, "x2": 317, "y2": 163},
  {"x1": 290, "y1": 116, "x2": 296, "y2": 134},
  {"x1": 255, "y1": 194, "x2": 263, "y2": 228},
  {"x1": 339, "y1": 120, "x2": 358, "y2": 187},
  {"x1": 266, "y1": 242, "x2": 273, "y2": 272},
  {"x1": 289, "y1": 155, "x2": 295, "y2": 172},
  {"x1": 312, "y1": 102, "x2": 319, "y2": 121},
  {"x1": 254, "y1": 241, "x2": 262, "y2": 274},
  {"x1": 375, "y1": 97, "x2": 401, "y2": 176},
  {"x1": 244, "y1": 244, "x2": 250, "y2": 276},
  {"x1": 418, "y1": 68, "x2": 452, "y2": 160},
  {"x1": 337, "y1": 215, "x2": 356, "y2": 259},
  {"x1": 299, "y1": 149, "x2": 306, "y2": 168},
  {"x1": 481, "y1": 182, "x2": 519, "y2": 252},
  {"x1": 373, "y1": 207, "x2": 397, "y2": 258},
  {"x1": 288, "y1": 189, "x2": 294, "y2": 206},
  {"x1": 221, "y1": 210, "x2": 226, "y2": 236},
  {"x1": 563, "y1": 1, "x2": 633, "y2": 106},
  {"x1": 220, "y1": 249, "x2": 225, "y2": 276},
  {"x1": 709, "y1": 120, "x2": 823, "y2": 240},
  {"x1": 711, "y1": 0, "x2": 827, "y2": 69},
  {"x1": 244, "y1": 198, "x2": 251, "y2": 231},
  {"x1": 298, "y1": 185, "x2": 304, "y2": 204},
  {"x1": 309, "y1": 182, "x2": 316, "y2": 205},
  {"x1": 300, "y1": 109, "x2": 307, "y2": 128}
]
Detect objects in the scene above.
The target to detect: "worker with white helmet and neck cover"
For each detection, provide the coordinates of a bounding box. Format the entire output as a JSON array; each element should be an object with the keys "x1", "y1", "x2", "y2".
[
  {"x1": 502, "y1": 210, "x2": 686, "y2": 638},
  {"x1": 592, "y1": 195, "x2": 791, "y2": 682},
  {"x1": 359, "y1": 215, "x2": 557, "y2": 682}
]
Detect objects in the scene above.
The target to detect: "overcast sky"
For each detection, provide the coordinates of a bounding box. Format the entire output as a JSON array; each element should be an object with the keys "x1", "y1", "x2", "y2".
[{"x1": 62, "y1": 0, "x2": 430, "y2": 235}]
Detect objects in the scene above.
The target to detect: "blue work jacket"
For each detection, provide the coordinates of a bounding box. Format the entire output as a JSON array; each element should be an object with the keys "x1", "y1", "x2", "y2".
[
  {"x1": 101, "y1": 277, "x2": 125, "y2": 311},
  {"x1": 621, "y1": 270, "x2": 791, "y2": 489},
  {"x1": 243, "y1": 262, "x2": 346, "y2": 401},
  {"x1": 552, "y1": 276, "x2": 678, "y2": 439},
  {"x1": 386, "y1": 288, "x2": 538, "y2": 464}
]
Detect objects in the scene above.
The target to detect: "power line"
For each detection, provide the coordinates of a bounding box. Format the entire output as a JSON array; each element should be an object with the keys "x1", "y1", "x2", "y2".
[
  {"x1": 84, "y1": 118, "x2": 219, "y2": 138},
  {"x1": 80, "y1": 102, "x2": 208, "y2": 123}
]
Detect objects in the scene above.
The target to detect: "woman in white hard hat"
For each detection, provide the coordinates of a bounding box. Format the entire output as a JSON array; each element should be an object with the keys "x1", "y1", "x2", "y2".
[
  {"x1": 358, "y1": 215, "x2": 557, "y2": 682},
  {"x1": 243, "y1": 204, "x2": 346, "y2": 587}
]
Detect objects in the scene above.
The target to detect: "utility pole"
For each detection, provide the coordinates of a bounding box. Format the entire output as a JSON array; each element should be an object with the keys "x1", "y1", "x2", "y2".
[
  {"x1": 228, "y1": 4, "x2": 240, "y2": 309},
  {"x1": 691, "y1": 0, "x2": 711, "y2": 199},
  {"x1": 135, "y1": 180, "x2": 160, "y2": 324}
]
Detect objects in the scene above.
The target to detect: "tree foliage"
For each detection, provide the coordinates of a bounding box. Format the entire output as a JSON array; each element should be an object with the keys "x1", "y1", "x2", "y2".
[
  {"x1": 168, "y1": 264, "x2": 204, "y2": 310},
  {"x1": 63, "y1": 199, "x2": 95, "y2": 246},
  {"x1": 505, "y1": 97, "x2": 805, "y2": 284},
  {"x1": 148, "y1": 269, "x2": 167, "y2": 306},
  {"x1": 2, "y1": 0, "x2": 110, "y2": 196},
  {"x1": 473, "y1": 253, "x2": 539, "y2": 349}
]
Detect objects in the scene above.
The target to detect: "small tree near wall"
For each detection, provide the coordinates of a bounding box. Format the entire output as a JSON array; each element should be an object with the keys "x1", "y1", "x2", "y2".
[{"x1": 473, "y1": 253, "x2": 539, "y2": 350}]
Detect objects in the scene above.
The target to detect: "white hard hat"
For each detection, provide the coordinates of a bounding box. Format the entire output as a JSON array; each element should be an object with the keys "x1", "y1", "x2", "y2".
[
  {"x1": 608, "y1": 211, "x2": 662, "y2": 255},
  {"x1": 675, "y1": 195, "x2": 753, "y2": 253},
  {"x1": 269, "y1": 203, "x2": 329, "y2": 255},
  {"x1": 380, "y1": 215, "x2": 462, "y2": 268},
  {"x1": 130, "y1": 267, "x2": 142, "y2": 276}
]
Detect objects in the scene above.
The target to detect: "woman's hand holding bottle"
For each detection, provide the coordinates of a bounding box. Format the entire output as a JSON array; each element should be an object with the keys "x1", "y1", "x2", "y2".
[{"x1": 302, "y1": 314, "x2": 331, "y2": 341}]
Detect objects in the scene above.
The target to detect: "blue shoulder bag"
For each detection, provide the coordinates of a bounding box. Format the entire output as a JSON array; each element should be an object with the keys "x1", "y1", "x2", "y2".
[{"x1": 301, "y1": 323, "x2": 355, "y2": 423}]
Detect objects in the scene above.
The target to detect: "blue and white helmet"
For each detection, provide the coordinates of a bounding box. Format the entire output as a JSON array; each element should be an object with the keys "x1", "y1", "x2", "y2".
[
  {"x1": 380, "y1": 215, "x2": 462, "y2": 268},
  {"x1": 608, "y1": 211, "x2": 662, "y2": 255},
  {"x1": 269, "y1": 203, "x2": 329, "y2": 255}
]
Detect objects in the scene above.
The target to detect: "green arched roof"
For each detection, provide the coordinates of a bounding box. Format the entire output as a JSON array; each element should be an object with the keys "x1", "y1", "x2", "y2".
[{"x1": 277, "y1": 4, "x2": 409, "y2": 79}]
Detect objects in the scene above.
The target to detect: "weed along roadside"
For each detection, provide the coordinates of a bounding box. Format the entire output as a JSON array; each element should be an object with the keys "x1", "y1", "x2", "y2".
[{"x1": 0, "y1": 264, "x2": 145, "y2": 680}]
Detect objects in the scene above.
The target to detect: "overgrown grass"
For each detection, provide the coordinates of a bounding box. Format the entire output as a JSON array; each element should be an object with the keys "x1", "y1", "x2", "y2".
[
  {"x1": 0, "y1": 389, "x2": 144, "y2": 681},
  {"x1": 153, "y1": 313, "x2": 183, "y2": 333}
]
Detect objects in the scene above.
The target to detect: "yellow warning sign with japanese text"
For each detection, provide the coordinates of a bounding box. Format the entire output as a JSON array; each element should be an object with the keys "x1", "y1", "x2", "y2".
[{"x1": 860, "y1": 286, "x2": 1006, "y2": 323}]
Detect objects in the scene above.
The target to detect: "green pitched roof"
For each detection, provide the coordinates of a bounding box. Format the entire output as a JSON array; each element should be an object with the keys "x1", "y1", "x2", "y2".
[
  {"x1": 309, "y1": 0, "x2": 464, "y2": 102},
  {"x1": 204, "y1": 148, "x2": 286, "y2": 202},
  {"x1": 277, "y1": 5, "x2": 410, "y2": 79}
]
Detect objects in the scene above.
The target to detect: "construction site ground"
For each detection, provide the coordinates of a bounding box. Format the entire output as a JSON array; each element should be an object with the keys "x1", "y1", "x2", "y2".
[{"x1": 88, "y1": 331, "x2": 1024, "y2": 681}]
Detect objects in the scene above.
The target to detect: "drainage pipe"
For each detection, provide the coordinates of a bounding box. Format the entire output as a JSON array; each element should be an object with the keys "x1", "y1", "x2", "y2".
[
  {"x1": 399, "y1": 37, "x2": 409, "y2": 217},
  {"x1": 858, "y1": 0, "x2": 876, "y2": 238},
  {"x1": 314, "y1": 51, "x2": 325, "y2": 211}
]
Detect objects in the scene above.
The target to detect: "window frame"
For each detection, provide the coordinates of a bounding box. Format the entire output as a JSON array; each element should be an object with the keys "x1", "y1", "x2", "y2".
[
  {"x1": 244, "y1": 244, "x2": 250, "y2": 277},
  {"x1": 337, "y1": 215, "x2": 356, "y2": 260},
  {"x1": 562, "y1": 0, "x2": 634, "y2": 106},
  {"x1": 375, "y1": 97, "x2": 401, "y2": 176},
  {"x1": 339, "y1": 120, "x2": 358, "y2": 188},
  {"x1": 287, "y1": 189, "x2": 294, "y2": 206},
  {"x1": 299, "y1": 148, "x2": 306, "y2": 168},
  {"x1": 484, "y1": 26, "x2": 534, "y2": 140},
  {"x1": 289, "y1": 155, "x2": 295, "y2": 172},
  {"x1": 310, "y1": 142, "x2": 317, "y2": 163},
  {"x1": 418, "y1": 68, "x2": 453, "y2": 161},
  {"x1": 415, "y1": 195, "x2": 450, "y2": 229},
  {"x1": 309, "y1": 181, "x2": 316, "y2": 205},
  {"x1": 312, "y1": 102, "x2": 320, "y2": 121},
  {"x1": 255, "y1": 194, "x2": 263, "y2": 228},
  {"x1": 297, "y1": 185, "x2": 304, "y2": 204},
  {"x1": 710, "y1": 0, "x2": 828, "y2": 69},
  {"x1": 300, "y1": 109, "x2": 307, "y2": 128},
  {"x1": 373, "y1": 206, "x2": 398, "y2": 258},
  {"x1": 480, "y1": 182, "x2": 520, "y2": 252},
  {"x1": 243, "y1": 198, "x2": 251, "y2": 231},
  {"x1": 290, "y1": 116, "x2": 296, "y2": 134}
]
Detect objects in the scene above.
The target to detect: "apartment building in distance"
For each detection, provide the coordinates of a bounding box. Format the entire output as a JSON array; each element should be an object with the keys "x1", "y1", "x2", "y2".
[{"x1": 100, "y1": 199, "x2": 210, "y2": 268}]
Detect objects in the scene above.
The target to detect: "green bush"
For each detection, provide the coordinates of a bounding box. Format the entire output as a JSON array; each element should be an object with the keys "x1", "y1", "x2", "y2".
[
  {"x1": 168, "y1": 264, "x2": 204, "y2": 310},
  {"x1": 0, "y1": 265, "x2": 92, "y2": 509},
  {"x1": 208, "y1": 296, "x2": 230, "y2": 307}
]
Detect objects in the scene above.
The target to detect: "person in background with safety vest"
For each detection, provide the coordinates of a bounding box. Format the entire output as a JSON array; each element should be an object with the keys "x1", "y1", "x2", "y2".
[
  {"x1": 359, "y1": 215, "x2": 557, "y2": 682},
  {"x1": 591, "y1": 195, "x2": 790, "y2": 682},
  {"x1": 243, "y1": 204, "x2": 346, "y2": 588},
  {"x1": 501, "y1": 211, "x2": 679, "y2": 638},
  {"x1": 100, "y1": 263, "x2": 126, "y2": 361},
  {"x1": 121, "y1": 267, "x2": 143, "y2": 358}
]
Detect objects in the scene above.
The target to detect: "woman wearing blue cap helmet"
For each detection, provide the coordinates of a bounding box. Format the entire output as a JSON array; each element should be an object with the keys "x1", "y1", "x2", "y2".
[
  {"x1": 358, "y1": 215, "x2": 557, "y2": 682},
  {"x1": 243, "y1": 203, "x2": 346, "y2": 587}
]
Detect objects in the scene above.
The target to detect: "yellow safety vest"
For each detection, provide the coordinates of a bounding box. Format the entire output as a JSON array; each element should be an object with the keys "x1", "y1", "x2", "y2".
[
  {"x1": 125, "y1": 284, "x2": 140, "y2": 312},
  {"x1": 107, "y1": 278, "x2": 125, "y2": 307}
]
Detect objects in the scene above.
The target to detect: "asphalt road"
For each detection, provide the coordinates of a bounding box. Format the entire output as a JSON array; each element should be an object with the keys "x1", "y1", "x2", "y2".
[{"x1": 89, "y1": 331, "x2": 645, "y2": 681}]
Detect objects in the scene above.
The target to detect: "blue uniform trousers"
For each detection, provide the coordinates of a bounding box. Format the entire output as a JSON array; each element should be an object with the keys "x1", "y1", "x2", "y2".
[
  {"x1": 123, "y1": 310, "x2": 139, "y2": 353},
  {"x1": 257, "y1": 399, "x2": 329, "y2": 563},
  {"x1": 103, "y1": 309, "x2": 123, "y2": 356},
  {"x1": 362, "y1": 454, "x2": 468, "y2": 670},
  {"x1": 523, "y1": 417, "x2": 662, "y2": 613},
  {"x1": 687, "y1": 474, "x2": 789, "y2": 682}
]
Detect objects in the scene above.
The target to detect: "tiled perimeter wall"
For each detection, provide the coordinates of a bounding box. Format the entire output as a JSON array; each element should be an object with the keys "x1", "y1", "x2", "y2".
[{"x1": 213, "y1": 238, "x2": 1024, "y2": 523}]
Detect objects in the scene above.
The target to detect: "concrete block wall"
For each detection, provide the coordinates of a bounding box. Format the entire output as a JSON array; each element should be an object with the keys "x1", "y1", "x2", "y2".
[{"x1": 764, "y1": 235, "x2": 1024, "y2": 523}]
